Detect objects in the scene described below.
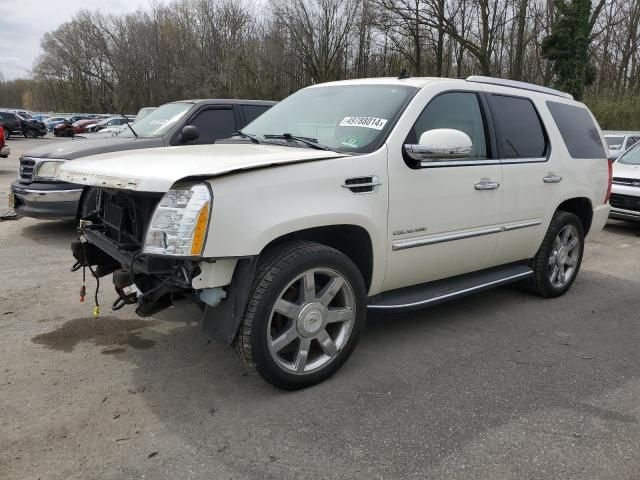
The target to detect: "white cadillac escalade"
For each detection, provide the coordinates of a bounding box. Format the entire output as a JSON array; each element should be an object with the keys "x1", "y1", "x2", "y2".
[{"x1": 61, "y1": 76, "x2": 611, "y2": 389}]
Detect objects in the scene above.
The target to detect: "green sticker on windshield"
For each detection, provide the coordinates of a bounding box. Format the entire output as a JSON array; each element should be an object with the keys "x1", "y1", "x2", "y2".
[{"x1": 341, "y1": 137, "x2": 360, "y2": 148}]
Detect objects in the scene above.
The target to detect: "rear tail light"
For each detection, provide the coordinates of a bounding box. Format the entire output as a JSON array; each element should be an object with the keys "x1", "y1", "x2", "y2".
[{"x1": 605, "y1": 157, "x2": 613, "y2": 203}]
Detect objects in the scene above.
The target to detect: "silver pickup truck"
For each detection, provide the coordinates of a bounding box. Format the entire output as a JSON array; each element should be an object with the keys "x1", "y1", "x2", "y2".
[{"x1": 9, "y1": 99, "x2": 274, "y2": 219}]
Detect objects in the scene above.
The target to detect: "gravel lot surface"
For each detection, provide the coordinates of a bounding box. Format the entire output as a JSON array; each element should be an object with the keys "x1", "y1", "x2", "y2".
[{"x1": 1, "y1": 137, "x2": 640, "y2": 479}]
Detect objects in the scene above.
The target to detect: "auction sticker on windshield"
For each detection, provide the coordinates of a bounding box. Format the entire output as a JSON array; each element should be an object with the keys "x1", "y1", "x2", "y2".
[{"x1": 339, "y1": 117, "x2": 388, "y2": 130}]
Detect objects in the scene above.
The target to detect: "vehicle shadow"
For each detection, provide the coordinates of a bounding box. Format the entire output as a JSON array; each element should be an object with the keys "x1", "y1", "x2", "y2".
[
  {"x1": 20, "y1": 219, "x2": 76, "y2": 247},
  {"x1": 604, "y1": 219, "x2": 640, "y2": 237},
  {"x1": 112, "y1": 268, "x2": 640, "y2": 478}
]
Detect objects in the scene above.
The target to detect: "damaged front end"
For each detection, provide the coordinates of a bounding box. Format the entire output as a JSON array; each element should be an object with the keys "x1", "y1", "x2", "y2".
[
  {"x1": 71, "y1": 188, "x2": 212, "y2": 317},
  {"x1": 71, "y1": 185, "x2": 256, "y2": 343}
]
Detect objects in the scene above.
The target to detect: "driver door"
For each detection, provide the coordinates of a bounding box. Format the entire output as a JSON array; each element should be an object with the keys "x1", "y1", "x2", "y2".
[{"x1": 384, "y1": 89, "x2": 503, "y2": 291}]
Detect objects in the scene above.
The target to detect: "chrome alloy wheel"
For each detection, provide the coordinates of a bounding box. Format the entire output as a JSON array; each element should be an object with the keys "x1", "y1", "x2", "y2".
[
  {"x1": 548, "y1": 224, "x2": 580, "y2": 289},
  {"x1": 267, "y1": 268, "x2": 356, "y2": 375}
]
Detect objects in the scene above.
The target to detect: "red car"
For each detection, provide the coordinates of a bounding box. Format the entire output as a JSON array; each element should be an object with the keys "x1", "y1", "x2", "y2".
[
  {"x1": 0, "y1": 125, "x2": 10, "y2": 158},
  {"x1": 54, "y1": 118, "x2": 94, "y2": 137},
  {"x1": 72, "y1": 119, "x2": 98, "y2": 134}
]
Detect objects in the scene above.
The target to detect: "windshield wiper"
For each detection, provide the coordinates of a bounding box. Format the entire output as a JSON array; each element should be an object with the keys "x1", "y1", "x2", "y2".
[
  {"x1": 120, "y1": 113, "x2": 138, "y2": 138},
  {"x1": 263, "y1": 133, "x2": 331, "y2": 151},
  {"x1": 231, "y1": 130, "x2": 260, "y2": 144}
]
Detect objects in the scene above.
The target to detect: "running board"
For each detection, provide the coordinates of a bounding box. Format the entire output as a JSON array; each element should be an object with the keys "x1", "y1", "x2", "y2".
[{"x1": 367, "y1": 264, "x2": 533, "y2": 311}]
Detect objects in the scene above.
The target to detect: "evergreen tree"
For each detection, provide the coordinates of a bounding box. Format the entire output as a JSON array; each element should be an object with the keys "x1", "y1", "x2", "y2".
[{"x1": 542, "y1": 0, "x2": 594, "y2": 100}]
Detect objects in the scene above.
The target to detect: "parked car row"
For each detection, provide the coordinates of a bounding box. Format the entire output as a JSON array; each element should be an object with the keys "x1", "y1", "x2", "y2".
[{"x1": 603, "y1": 130, "x2": 640, "y2": 159}]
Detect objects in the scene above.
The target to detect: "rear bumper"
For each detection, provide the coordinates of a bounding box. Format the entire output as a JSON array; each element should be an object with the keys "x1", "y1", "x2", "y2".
[
  {"x1": 10, "y1": 180, "x2": 82, "y2": 220},
  {"x1": 0, "y1": 146, "x2": 9, "y2": 158}
]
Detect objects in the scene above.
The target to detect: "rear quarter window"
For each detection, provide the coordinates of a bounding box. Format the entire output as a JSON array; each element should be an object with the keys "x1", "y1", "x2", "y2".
[{"x1": 546, "y1": 101, "x2": 606, "y2": 159}]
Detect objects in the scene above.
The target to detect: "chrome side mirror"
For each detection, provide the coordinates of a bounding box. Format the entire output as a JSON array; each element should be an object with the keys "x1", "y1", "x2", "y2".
[{"x1": 404, "y1": 128, "x2": 472, "y2": 161}]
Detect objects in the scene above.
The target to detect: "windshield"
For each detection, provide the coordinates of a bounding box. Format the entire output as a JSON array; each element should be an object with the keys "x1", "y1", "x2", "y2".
[
  {"x1": 243, "y1": 85, "x2": 417, "y2": 153},
  {"x1": 606, "y1": 136, "x2": 625, "y2": 149},
  {"x1": 618, "y1": 143, "x2": 640, "y2": 165},
  {"x1": 118, "y1": 102, "x2": 192, "y2": 138}
]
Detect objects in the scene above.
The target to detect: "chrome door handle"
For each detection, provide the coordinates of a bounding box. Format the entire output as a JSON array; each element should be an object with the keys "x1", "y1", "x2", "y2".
[
  {"x1": 543, "y1": 174, "x2": 562, "y2": 183},
  {"x1": 474, "y1": 181, "x2": 500, "y2": 191}
]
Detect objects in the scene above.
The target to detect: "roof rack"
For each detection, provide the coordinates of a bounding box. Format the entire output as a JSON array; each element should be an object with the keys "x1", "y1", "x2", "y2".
[{"x1": 466, "y1": 76, "x2": 573, "y2": 100}]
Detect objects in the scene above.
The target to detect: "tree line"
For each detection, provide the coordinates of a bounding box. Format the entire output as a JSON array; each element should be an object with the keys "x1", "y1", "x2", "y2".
[{"x1": 1, "y1": 0, "x2": 639, "y2": 129}]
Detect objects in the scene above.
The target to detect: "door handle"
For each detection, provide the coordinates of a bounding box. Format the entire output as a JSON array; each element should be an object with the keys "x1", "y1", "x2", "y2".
[
  {"x1": 474, "y1": 181, "x2": 500, "y2": 191},
  {"x1": 543, "y1": 174, "x2": 562, "y2": 183}
]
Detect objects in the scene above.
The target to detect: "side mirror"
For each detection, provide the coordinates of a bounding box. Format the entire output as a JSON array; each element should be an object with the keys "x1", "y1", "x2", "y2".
[
  {"x1": 180, "y1": 125, "x2": 200, "y2": 143},
  {"x1": 404, "y1": 128, "x2": 472, "y2": 162}
]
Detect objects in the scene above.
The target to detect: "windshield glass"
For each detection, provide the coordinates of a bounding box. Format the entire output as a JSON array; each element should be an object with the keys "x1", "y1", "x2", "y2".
[
  {"x1": 243, "y1": 85, "x2": 417, "y2": 153},
  {"x1": 606, "y1": 136, "x2": 625, "y2": 149},
  {"x1": 118, "y1": 102, "x2": 191, "y2": 138},
  {"x1": 618, "y1": 143, "x2": 640, "y2": 165}
]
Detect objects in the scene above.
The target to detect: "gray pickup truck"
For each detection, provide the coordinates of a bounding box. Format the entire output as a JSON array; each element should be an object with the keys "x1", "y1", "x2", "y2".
[{"x1": 10, "y1": 99, "x2": 275, "y2": 219}]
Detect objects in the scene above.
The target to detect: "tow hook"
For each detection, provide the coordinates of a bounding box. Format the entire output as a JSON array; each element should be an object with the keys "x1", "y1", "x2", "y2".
[{"x1": 112, "y1": 269, "x2": 140, "y2": 311}]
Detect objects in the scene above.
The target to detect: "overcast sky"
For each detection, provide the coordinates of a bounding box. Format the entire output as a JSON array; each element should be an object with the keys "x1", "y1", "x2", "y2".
[{"x1": 0, "y1": 0, "x2": 157, "y2": 81}]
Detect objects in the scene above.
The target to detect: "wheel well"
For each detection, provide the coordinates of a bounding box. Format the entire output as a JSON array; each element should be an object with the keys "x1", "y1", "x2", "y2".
[
  {"x1": 261, "y1": 225, "x2": 374, "y2": 290},
  {"x1": 557, "y1": 198, "x2": 593, "y2": 234}
]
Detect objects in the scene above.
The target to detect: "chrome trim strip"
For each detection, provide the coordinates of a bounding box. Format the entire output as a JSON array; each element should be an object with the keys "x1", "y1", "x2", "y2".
[
  {"x1": 14, "y1": 188, "x2": 83, "y2": 194},
  {"x1": 419, "y1": 157, "x2": 547, "y2": 168},
  {"x1": 392, "y1": 226, "x2": 501, "y2": 251},
  {"x1": 420, "y1": 159, "x2": 500, "y2": 168},
  {"x1": 503, "y1": 219, "x2": 542, "y2": 231},
  {"x1": 367, "y1": 270, "x2": 533, "y2": 310},
  {"x1": 392, "y1": 219, "x2": 542, "y2": 251},
  {"x1": 501, "y1": 157, "x2": 547, "y2": 164},
  {"x1": 610, "y1": 207, "x2": 640, "y2": 218}
]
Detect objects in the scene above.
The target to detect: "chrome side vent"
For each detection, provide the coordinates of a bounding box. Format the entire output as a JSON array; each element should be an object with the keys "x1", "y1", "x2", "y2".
[{"x1": 342, "y1": 175, "x2": 381, "y2": 194}]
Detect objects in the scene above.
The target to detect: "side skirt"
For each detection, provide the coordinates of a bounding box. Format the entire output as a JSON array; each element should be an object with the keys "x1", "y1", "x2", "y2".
[{"x1": 367, "y1": 263, "x2": 532, "y2": 312}]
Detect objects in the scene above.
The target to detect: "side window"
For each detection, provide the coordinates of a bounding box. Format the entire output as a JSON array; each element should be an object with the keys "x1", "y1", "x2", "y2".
[
  {"x1": 488, "y1": 94, "x2": 547, "y2": 158},
  {"x1": 407, "y1": 92, "x2": 488, "y2": 159},
  {"x1": 626, "y1": 136, "x2": 639, "y2": 149},
  {"x1": 242, "y1": 105, "x2": 270, "y2": 125},
  {"x1": 187, "y1": 108, "x2": 236, "y2": 144},
  {"x1": 546, "y1": 101, "x2": 606, "y2": 159}
]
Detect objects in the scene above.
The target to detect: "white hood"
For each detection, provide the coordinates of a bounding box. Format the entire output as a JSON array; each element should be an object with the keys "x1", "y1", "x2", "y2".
[
  {"x1": 58, "y1": 143, "x2": 347, "y2": 192},
  {"x1": 613, "y1": 161, "x2": 640, "y2": 179}
]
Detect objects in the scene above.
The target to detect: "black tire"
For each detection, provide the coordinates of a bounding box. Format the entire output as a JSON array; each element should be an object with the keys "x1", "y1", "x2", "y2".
[
  {"x1": 78, "y1": 187, "x2": 98, "y2": 218},
  {"x1": 4, "y1": 129, "x2": 10, "y2": 139},
  {"x1": 525, "y1": 211, "x2": 584, "y2": 298},
  {"x1": 235, "y1": 241, "x2": 367, "y2": 390}
]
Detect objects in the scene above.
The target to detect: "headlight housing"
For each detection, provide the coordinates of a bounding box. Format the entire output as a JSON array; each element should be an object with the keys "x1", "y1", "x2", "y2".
[
  {"x1": 143, "y1": 184, "x2": 211, "y2": 256},
  {"x1": 35, "y1": 160, "x2": 66, "y2": 180}
]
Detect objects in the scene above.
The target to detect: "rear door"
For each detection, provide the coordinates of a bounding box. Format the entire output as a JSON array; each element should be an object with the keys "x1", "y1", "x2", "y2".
[{"x1": 480, "y1": 90, "x2": 559, "y2": 265}]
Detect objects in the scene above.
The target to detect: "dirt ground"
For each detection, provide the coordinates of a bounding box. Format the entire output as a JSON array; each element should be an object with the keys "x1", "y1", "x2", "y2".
[{"x1": 1, "y1": 137, "x2": 640, "y2": 479}]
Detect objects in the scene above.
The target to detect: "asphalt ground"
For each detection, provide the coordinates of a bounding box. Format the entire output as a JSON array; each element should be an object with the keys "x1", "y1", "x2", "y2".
[{"x1": 1, "y1": 137, "x2": 640, "y2": 479}]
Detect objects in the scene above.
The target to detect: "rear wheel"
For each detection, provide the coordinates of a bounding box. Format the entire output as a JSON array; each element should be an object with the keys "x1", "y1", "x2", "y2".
[
  {"x1": 235, "y1": 241, "x2": 367, "y2": 390},
  {"x1": 525, "y1": 211, "x2": 584, "y2": 297}
]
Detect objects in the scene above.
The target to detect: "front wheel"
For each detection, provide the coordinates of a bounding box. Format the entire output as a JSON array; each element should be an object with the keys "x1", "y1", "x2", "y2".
[
  {"x1": 235, "y1": 241, "x2": 367, "y2": 390},
  {"x1": 525, "y1": 211, "x2": 584, "y2": 298}
]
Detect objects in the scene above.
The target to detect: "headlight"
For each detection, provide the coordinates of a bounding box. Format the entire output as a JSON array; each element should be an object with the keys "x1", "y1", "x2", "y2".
[
  {"x1": 35, "y1": 160, "x2": 66, "y2": 180},
  {"x1": 143, "y1": 184, "x2": 211, "y2": 256}
]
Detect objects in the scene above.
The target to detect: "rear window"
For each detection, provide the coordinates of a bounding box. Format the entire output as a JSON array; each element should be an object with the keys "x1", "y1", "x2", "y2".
[
  {"x1": 546, "y1": 101, "x2": 606, "y2": 159},
  {"x1": 242, "y1": 105, "x2": 271, "y2": 124},
  {"x1": 488, "y1": 94, "x2": 547, "y2": 159}
]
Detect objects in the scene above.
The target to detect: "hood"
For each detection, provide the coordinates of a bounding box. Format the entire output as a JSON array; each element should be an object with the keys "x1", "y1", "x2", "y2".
[
  {"x1": 23, "y1": 136, "x2": 163, "y2": 160},
  {"x1": 58, "y1": 143, "x2": 348, "y2": 192},
  {"x1": 613, "y1": 161, "x2": 640, "y2": 179}
]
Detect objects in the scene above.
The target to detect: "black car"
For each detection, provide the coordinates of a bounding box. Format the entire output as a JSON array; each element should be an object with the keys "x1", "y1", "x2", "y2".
[
  {"x1": 10, "y1": 99, "x2": 276, "y2": 220},
  {"x1": 0, "y1": 111, "x2": 22, "y2": 138},
  {"x1": 16, "y1": 114, "x2": 47, "y2": 138}
]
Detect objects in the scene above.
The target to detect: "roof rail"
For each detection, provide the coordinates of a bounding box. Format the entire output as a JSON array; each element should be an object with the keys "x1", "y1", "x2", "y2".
[{"x1": 466, "y1": 76, "x2": 573, "y2": 100}]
